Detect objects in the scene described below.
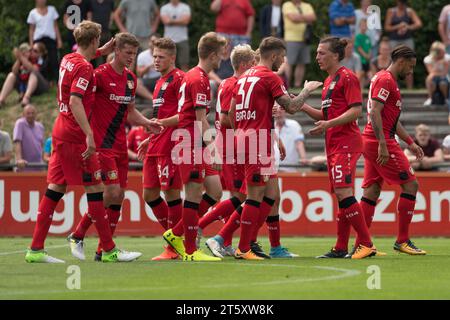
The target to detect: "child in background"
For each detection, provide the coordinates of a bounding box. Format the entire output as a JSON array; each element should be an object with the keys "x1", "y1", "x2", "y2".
[{"x1": 354, "y1": 19, "x2": 372, "y2": 87}]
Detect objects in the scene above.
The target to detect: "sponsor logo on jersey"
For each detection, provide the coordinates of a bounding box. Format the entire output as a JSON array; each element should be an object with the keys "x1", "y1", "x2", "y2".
[
  {"x1": 153, "y1": 98, "x2": 164, "y2": 107},
  {"x1": 322, "y1": 98, "x2": 332, "y2": 109},
  {"x1": 378, "y1": 88, "x2": 390, "y2": 101},
  {"x1": 196, "y1": 93, "x2": 208, "y2": 106},
  {"x1": 109, "y1": 83, "x2": 116, "y2": 87},
  {"x1": 76, "y1": 77, "x2": 89, "y2": 91},
  {"x1": 127, "y1": 80, "x2": 134, "y2": 90},
  {"x1": 109, "y1": 94, "x2": 134, "y2": 104}
]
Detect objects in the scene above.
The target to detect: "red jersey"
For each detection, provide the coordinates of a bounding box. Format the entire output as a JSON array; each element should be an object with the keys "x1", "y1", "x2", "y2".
[
  {"x1": 177, "y1": 66, "x2": 211, "y2": 146},
  {"x1": 91, "y1": 63, "x2": 137, "y2": 152},
  {"x1": 233, "y1": 65, "x2": 288, "y2": 155},
  {"x1": 215, "y1": 0, "x2": 255, "y2": 35},
  {"x1": 216, "y1": 76, "x2": 238, "y2": 158},
  {"x1": 53, "y1": 52, "x2": 95, "y2": 143},
  {"x1": 147, "y1": 68, "x2": 184, "y2": 156},
  {"x1": 127, "y1": 126, "x2": 150, "y2": 156},
  {"x1": 321, "y1": 66, "x2": 363, "y2": 155},
  {"x1": 363, "y1": 70, "x2": 402, "y2": 141}
]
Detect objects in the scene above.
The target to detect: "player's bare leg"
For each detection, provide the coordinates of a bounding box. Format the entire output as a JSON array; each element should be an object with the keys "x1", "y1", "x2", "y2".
[
  {"x1": 26, "y1": 184, "x2": 67, "y2": 263},
  {"x1": 395, "y1": 180, "x2": 426, "y2": 255}
]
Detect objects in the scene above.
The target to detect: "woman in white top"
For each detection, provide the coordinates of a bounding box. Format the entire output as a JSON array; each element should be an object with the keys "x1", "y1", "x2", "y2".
[{"x1": 27, "y1": 0, "x2": 63, "y2": 82}]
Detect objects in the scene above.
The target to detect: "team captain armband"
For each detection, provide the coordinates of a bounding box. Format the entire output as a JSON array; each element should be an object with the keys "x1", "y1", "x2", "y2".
[{"x1": 405, "y1": 136, "x2": 414, "y2": 146}]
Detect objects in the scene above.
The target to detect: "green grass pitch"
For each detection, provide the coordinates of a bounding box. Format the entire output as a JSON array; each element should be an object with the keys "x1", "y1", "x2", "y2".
[{"x1": 1, "y1": 237, "x2": 449, "y2": 300}]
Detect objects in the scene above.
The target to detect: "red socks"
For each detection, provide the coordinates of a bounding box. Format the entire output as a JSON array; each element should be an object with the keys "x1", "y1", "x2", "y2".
[
  {"x1": 218, "y1": 206, "x2": 242, "y2": 246},
  {"x1": 397, "y1": 193, "x2": 416, "y2": 244},
  {"x1": 73, "y1": 213, "x2": 93, "y2": 239},
  {"x1": 334, "y1": 210, "x2": 351, "y2": 251},
  {"x1": 147, "y1": 197, "x2": 168, "y2": 230},
  {"x1": 251, "y1": 197, "x2": 275, "y2": 242},
  {"x1": 167, "y1": 199, "x2": 183, "y2": 229},
  {"x1": 87, "y1": 192, "x2": 115, "y2": 252},
  {"x1": 198, "y1": 193, "x2": 217, "y2": 218},
  {"x1": 199, "y1": 197, "x2": 241, "y2": 229},
  {"x1": 266, "y1": 215, "x2": 281, "y2": 248},
  {"x1": 339, "y1": 197, "x2": 372, "y2": 248},
  {"x1": 355, "y1": 197, "x2": 377, "y2": 247},
  {"x1": 182, "y1": 200, "x2": 200, "y2": 255},
  {"x1": 238, "y1": 200, "x2": 260, "y2": 253},
  {"x1": 96, "y1": 205, "x2": 121, "y2": 254},
  {"x1": 30, "y1": 189, "x2": 64, "y2": 250}
]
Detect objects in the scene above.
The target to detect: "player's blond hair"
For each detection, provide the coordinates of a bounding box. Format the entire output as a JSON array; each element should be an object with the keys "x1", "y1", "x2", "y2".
[
  {"x1": 115, "y1": 32, "x2": 140, "y2": 49},
  {"x1": 73, "y1": 21, "x2": 102, "y2": 49},
  {"x1": 254, "y1": 48, "x2": 261, "y2": 64},
  {"x1": 198, "y1": 32, "x2": 227, "y2": 60},
  {"x1": 230, "y1": 44, "x2": 254, "y2": 71},
  {"x1": 153, "y1": 37, "x2": 177, "y2": 56}
]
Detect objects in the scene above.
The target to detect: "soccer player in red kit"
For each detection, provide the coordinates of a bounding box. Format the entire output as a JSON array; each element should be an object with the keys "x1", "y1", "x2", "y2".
[
  {"x1": 136, "y1": 38, "x2": 185, "y2": 261},
  {"x1": 301, "y1": 37, "x2": 376, "y2": 259},
  {"x1": 162, "y1": 32, "x2": 227, "y2": 262},
  {"x1": 66, "y1": 32, "x2": 160, "y2": 261},
  {"x1": 25, "y1": 22, "x2": 141, "y2": 263},
  {"x1": 229, "y1": 37, "x2": 321, "y2": 260},
  {"x1": 360, "y1": 45, "x2": 426, "y2": 255},
  {"x1": 196, "y1": 44, "x2": 255, "y2": 256}
]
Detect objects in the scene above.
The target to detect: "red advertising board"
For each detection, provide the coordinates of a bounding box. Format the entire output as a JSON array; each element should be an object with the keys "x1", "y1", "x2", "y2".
[{"x1": 0, "y1": 172, "x2": 449, "y2": 237}]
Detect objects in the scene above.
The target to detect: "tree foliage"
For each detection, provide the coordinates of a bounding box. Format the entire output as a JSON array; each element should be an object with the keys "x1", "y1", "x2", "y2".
[{"x1": 0, "y1": 0, "x2": 448, "y2": 86}]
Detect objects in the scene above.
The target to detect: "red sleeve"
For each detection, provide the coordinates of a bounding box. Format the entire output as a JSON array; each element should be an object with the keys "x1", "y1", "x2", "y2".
[
  {"x1": 370, "y1": 76, "x2": 392, "y2": 105},
  {"x1": 70, "y1": 64, "x2": 93, "y2": 98},
  {"x1": 244, "y1": 0, "x2": 255, "y2": 16},
  {"x1": 132, "y1": 73, "x2": 137, "y2": 100},
  {"x1": 343, "y1": 74, "x2": 362, "y2": 108},
  {"x1": 190, "y1": 77, "x2": 209, "y2": 109},
  {"x1": 267, "y1": 73, "x2": 288, "y2": 100}
]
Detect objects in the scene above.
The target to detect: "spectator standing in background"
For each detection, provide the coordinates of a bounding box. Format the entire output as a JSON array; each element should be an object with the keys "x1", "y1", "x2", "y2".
[
  {"x1": 328, "y1": 0, "x2": 356, "y2": 38},
  {"x1": 91, "y1": 0, "x2": 116, "y2": 65},
  {"x1": 62, "y1": 0, "x2": 93, "y2": 50},
  {"x1": 160, "y1": 0, "x2": 191, "y2": 71},
  {"x1": 260, "y1": 0, "x2": 284, "y2": 39},
  {"x1": 13, "y1": 104, "x2": 44, "y2": 172},
  {"x1": 423, "y1": 41, "x2": 450, "y2": 107},
  {"x1": 210, "y1": 0, "x2": 255, "y2": 48},
  {"x1": 282, "y1": 0, "x2": 316, "y2": 88},
  {"x1": 370, "y1": 37, "x2": 391, "y2": 76},
  {"x1": 384, "y1": 0, "x2": 422, "y2": 89},
  {"x1": 136, "y1": 35, "x2": 161, "y2": 94},
  {"x1": 0, "y1": 120, "x2": 13, "y2": 171},
  {"x1": 275, "y1": 108, "x2": 308, "y2": 171},
  {"x1": 354, "y1": 19, "x2": 371, "y2": 87},
  {"x1": 439, "y1": 4, "x2": 450, "y2": 55},
  {"x1": 114, "y1": 0, "x2": 160, "y2": 51},
  {"x1": 27, "y1": 0, "x2": 63, "y2": 83},
  {"x1": 341, "y1": 38, "x2": 363, "y2": 85},
  {"x1": 404, "y1": 124, "x2": 444, "y2": 171},
  {"x1": 354, "y1": 0, "x2": 381, "y2": 58}
]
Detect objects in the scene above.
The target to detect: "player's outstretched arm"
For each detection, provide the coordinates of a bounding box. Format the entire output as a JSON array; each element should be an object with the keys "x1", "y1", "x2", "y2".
[
  {"x1": 276, "y1": 81, "x2": 322, "y2": 115},
  {"x1": 127, "y1": 104, "x2": 162, "y2": 133},
  {"x1": 229, "y1": 98, "x2": 237, "y2": 130},
  {"x1": 69, "y1": 95, "x2": 95, "y2": 160},
  {"x1": 159, "y1": 114, "x2": 179, "y2": 128}
]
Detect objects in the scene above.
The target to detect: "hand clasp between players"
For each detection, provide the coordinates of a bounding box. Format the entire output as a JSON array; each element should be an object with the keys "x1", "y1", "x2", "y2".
[{"x1": 309, "y1": 120, "x2": 331, "y2": 136}]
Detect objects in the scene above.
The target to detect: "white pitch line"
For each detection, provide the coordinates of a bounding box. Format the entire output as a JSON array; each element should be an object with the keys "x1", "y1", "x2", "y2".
[{"x1": 0, "y1": 263, "x2": 361, "y2": 297}]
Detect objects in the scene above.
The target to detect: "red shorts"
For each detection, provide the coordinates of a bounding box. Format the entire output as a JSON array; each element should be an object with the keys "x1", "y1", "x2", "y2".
[
  {"x1": 178, "y1": 162, "x2": 219, "y2": 184},
  {"x1": 47, "y1": 138, "x2": 102, "y2": 186},
  {"x1": 220, "y1": 163, "x2": 245, "y2": 192},
  {"x1": 98, "y1": 149, "x2": 128, "y2": 188},
  {"x1": 244, "y1": 161, "x2": 277, "y2": 187},
  {"x1": 327, "y1": 152, "x2": 361, "y2": 192},
  {"x1": 143, "y1": 155, "x2": 182, "y2": 190},
  {"x1": 362, "y1": 138, "x2": 416, "y2": 188}
]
